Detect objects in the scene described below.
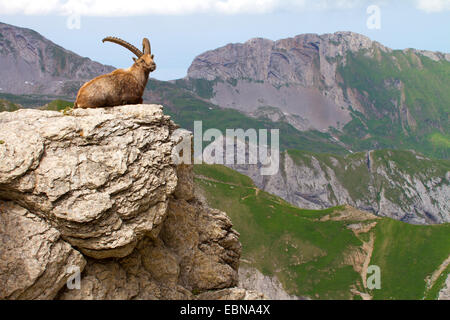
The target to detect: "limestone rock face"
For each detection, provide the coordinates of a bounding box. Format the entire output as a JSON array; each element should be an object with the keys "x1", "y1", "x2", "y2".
[
  {"x1": 187, "y1": 32, "x2": 380, "y2": 85},
  {"x1": 229, "y1": 150, "x2": 450, "y2": 225},
  {"x1": 0, "y1": 105, "x2": 255, "y2": 300},
  {"x1": 186, "y1": 31, "x2": 449, "y2": 133},
  {"x1": 238, "y1": 265, "x2": 301, "y2": 300},
  {"x1": 0, "y1": 105, "x2": 178, "y2": 259},
  {"x1": 161, "y1": 199, "x2": 241, "y2": 291},
  {"x1": 186, "y1": 32, "x2": 384, "y2": 131},
  {"x1": 0, "y1": 201, "x2": 85, "y2": 300},
  {"x1": 438, "y1": 274, "x2": 450, "y2": 300}
]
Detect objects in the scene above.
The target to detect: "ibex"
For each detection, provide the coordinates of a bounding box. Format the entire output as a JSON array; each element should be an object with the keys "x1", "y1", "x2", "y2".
[{"x1": 74, "y1": 37, "x2": 156, "y2": 108}]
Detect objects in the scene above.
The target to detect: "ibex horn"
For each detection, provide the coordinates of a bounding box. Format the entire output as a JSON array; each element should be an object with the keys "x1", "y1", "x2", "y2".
[
  {"x1": 142, "y1": 38, "x2": 151, "y2": 55},
  {"x1": 102, "y1": 36, "x2": 143, "y2": 57}
]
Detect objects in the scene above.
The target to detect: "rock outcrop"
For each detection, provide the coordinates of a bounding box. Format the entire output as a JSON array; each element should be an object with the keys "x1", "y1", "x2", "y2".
[
  {"x1": 439, "y1": 274, "x2": 450, "y2": 300},
  {"x1": 0, "y1": 105, "x2": 256, "y2": 300},
  {"x1": 238, "y1": 265, "x2": 302, "y2": 300},
  {"x1": 0, "y1": 201, "x2": 86, "y2": 299},
  {"x1": 0, "y1": 22, "x2": 114, "y2": 96}
]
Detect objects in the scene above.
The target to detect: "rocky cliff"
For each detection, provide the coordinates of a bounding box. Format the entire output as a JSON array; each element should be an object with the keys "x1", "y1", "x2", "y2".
[
  {"x1": 229, "y1": 149, "x2": 449, "y2": 225},
  {"x1": 0, "y1": 22, "x2": 114, "y2": 96},
  {"x1": 0, "y1": 105, "x2": 262, "y2": 300},
  {"x1": 187, "y1": 32, "x2": 377, "y2": 131}
]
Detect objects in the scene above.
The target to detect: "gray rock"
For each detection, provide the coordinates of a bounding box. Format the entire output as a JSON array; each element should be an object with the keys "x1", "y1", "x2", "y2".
[
  {"x1": 228, "y1": 150, "x2": 449, "y2": 224},
  {"x1": 0, "y1": 201, "x2": 86, "y2": 299},
  {"x1": 196, "y1": 287, "x2": 266, "y2": 300},
  {"x1": 186, "y1": 32, "x2": 388, "y2": 131},
  {"x1": 188, "y1": 32, "x2": 381, "y2": 85},
  {"x1": 186, "y1": 31, "x2": 449, "y2": 134},
  {"x1": 238, "y1": 265, "x2": 302, "y2": 300},
  {"x1": 0, "y1": 104, "x2": 256, "y2": 300},
  {"x1": 438, "y1": 274, "x2": 450, "y2": 300},
  {"x1": 0, "y1": 104, "x2": 178, "y2": 259}
]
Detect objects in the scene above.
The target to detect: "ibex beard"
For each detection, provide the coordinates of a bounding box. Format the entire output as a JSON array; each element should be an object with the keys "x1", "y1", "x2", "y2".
[{"x1": 74, "y1": 37, "x2": 156, "y2": 109}]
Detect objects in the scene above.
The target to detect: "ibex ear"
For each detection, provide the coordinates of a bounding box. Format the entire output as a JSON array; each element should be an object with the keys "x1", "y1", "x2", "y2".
[
  {"x1": 132, "y1": 57, "x2": 137, "y2": 62},
  {"x1": 151, "y1": 54, "x2": 154, "y2": 59}
]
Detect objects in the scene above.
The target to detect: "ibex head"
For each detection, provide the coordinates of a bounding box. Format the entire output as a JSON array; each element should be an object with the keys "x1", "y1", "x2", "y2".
[{"x1": 102, "y1": 37, "x2": 156, "y2": 72}]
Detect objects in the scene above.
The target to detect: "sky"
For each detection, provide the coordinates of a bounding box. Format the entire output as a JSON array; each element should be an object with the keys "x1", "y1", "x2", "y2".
[{"x1": 0, "y1": 0, "x2": 449, "y2": 80}]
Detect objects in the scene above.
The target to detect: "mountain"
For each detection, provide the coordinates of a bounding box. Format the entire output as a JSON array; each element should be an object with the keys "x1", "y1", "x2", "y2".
[
  {"x1": 178, "y1": 31, "x2": 449, "y2": 225},
  {"x1": 144, "y1": 79, "x2": 347, "y2": 154},
  {"x1": 0, "y1": 22, "x2": 448, "y2": 300},
  {"x1": 183, "y1": 31, "x2": 450, "y2": 159},
  {"x1": 0, "y1": 23, "x2": 448, "y2": 226},
  {"x1": 0, "y1": 98, "x2": 21, "y2": 112},
  {"x1": 195, "y1": 164, "x2": 450, "y2": 300},
  {"x1": 185, "y1": 32, "x2": 376, "y2": 133},
  {"x1": 0, "y1": 22, "x2": 114, "y2": 97},
  {"x1": 228, "y1": 149, "x2": 450, "y2": 225}
]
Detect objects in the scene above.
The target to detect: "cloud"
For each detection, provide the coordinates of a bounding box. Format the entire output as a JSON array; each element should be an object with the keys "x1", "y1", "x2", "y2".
[
  {"x1": 5, "y1": 0, "x2": 445, "y2": 16},
  {"x1": 0, "y1": 0, "x2": 371, "y2": 16},
  {"x1": 0, "y1": 0, "x2": 60, "y2": 15},
  {"x1": 416, "y1": 0, "x2": 450, "y2": 13}
]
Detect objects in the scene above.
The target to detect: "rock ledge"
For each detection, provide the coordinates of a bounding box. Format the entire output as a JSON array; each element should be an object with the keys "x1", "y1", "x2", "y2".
[{"x1": 0, "y1": 105, "x2": 259, "y2": 300}]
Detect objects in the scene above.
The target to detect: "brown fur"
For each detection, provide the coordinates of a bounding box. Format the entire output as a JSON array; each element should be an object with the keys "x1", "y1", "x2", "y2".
[{"x1": 74, "y1": 54, "x2": 156, "y2": 108}]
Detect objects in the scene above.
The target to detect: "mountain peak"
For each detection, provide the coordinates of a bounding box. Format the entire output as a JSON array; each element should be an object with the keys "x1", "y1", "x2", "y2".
[
  {"x1": 184, "y1": 30, "x2": 450, "y2": 142},
  {"x1": 186, "y1": 31, "x2": 388, "y2": 83}
]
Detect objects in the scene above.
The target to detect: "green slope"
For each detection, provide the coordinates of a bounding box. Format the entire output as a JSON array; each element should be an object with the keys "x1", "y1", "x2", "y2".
[
  {"x1": 0, "y1": 92, "x2": 72, "y2": 108},
  {"x1": 371, "y1": 218, "x2": 450, "y2": 300},
  {"x1": 285, "y1": 149, "x2": 449, "y2": 223},
  {"x1": 40, "y1": 99, "x2": 74, "y2": 111},
  {"x1": 0, "y1": 95, "x2": 74, "y2": 112},
  {"x1": 194, "y1": 164, "x2": 450, "y2": 300},
  {"x1": 145, "y1": 79, "x2": 348, "y2": 154},
  {"x1": 0, "y1": 98, "x2": 21, "y2": 112},
  {"x1": 338, "y1": 48, "x2": 450, "y2": 159}
]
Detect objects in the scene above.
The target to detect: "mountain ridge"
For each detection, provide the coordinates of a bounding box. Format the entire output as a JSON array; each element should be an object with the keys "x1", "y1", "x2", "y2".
[
  {"x1": 1, "y1": 23, "x2": 448, "y2": 225},
  {"x1": 182, "y1": 31, "x2": 450, "y2": 159},
  {"x1": 0, "y1": 21, "x2": 114, "y2": 96},
  {"x1": 228, "y1": 149, "x2": 449, "y2": 225},
  {"x1": 187, "y1": 31, "x2": 450, "y2": 83}
]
